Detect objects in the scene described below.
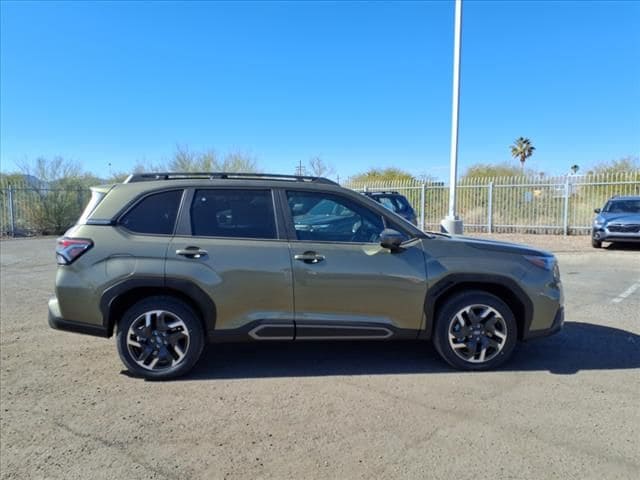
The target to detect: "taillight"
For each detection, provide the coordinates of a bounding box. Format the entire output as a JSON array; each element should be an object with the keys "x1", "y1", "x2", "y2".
[{"x1": 56, "y1": 237, "x2": 93, "y2": 265}]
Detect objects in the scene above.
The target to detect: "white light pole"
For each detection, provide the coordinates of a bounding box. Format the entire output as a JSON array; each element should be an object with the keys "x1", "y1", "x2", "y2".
[{"x1": 441, "y1": 0, "x2": 464, "y2": 235}]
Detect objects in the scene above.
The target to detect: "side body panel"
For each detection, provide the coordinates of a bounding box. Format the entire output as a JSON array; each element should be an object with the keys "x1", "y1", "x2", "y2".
[
  {"x1": 289, "y1": 241, "x2": 428, "y2": 331},
  {"x1": 166, "y1": 237, "x2": 294, "y2": 334},
  {"x1": 420, "y1": 236, "x2": 563, "y2": 338},
  {"x1": 54, "y1": 224, "x2": 169, "y2": 327}
]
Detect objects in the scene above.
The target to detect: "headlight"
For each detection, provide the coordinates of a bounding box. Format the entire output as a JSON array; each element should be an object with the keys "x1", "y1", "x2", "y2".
[
  {"x1": 593, "y1": 220, "x2": 604, "y2": 227},
  {"x1": 525, "y1": 255, "x2": 560, "y2": 282},
  {"x1": 524, "y1": 255, "x2": 556, "y2": 271}
]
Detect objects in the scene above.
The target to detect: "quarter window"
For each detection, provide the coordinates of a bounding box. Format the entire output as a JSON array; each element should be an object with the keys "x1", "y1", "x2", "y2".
[
  {"x1": 286, "y1": 191, "x2": 385, "y2": 243},
  {"x1": 191, "y1": 189, "x2": 277, "y2": 239},
  {"x1": 120, "y1": 190, "x2": 182, "y2": 235}
]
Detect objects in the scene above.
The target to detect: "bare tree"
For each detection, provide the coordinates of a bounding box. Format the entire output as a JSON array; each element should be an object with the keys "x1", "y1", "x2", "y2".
[
  {"x1": 167, "y1": 145, "x2": 259, "y2": 173},
  {"x1": 221, "y1": 151, "x2": 260, "y2": 172},
  {"x1": 169, "y1": 145, "x2": 217, "y2": 172},
  {"x1": 18, "y1": 156, "x2": 83, "y2": 184},
  {"x1": 307, "y1": 156, "x2": 335, "y2": 178},
  {"x1": 16, "y1": 157, "x2": 89, "y2": 234}
]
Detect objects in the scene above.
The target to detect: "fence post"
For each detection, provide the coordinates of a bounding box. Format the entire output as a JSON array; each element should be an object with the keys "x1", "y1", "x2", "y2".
[
  {"x1": 420, "y1": 183, "x2": 426, "y2": 231},
  {"x1": 8, "y1": 185, "x2": 16, "y2": 237},
  {"x1": 563, "y1": 177, "x2": 570, "y2": 236},
  {"x1": 487, "y1": 182, "x2": 493, "y2": 234}
]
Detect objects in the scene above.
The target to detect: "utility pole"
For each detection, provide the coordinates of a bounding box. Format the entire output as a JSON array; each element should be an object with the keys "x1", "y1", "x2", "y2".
[
  {"x1": 295, "y1": 160, "x2": 306, "y2": 176},
  {"x1": 441, "y1": 0, "x2": 464, "y2": 235}
]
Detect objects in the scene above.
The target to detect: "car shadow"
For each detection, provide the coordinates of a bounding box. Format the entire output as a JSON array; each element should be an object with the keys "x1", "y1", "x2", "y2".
[{"x1": 181, "y1": 322, "x2": 639, "y2": 381}]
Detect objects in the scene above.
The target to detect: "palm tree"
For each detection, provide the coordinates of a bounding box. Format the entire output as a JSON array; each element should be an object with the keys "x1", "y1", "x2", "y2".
[{"x1": 510, "y1": 137, "x2": 536, "y2": 171}]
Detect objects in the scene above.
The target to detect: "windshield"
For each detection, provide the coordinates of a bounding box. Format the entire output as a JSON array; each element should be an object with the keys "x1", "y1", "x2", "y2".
[{"x1": 603, "y1": 199, "x2": 640, "y2": 214}]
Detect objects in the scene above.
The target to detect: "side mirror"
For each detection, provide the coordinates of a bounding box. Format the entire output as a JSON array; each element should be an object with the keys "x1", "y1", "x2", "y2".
[
  {"x1": 380, "y1": 228, "x2": 405, "y2": 251},
  {"x1": 594, "y1": 208, "x2": 601, "y2": 214}
]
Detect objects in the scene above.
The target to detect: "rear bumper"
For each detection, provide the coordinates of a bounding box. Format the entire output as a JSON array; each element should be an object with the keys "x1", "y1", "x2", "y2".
[
  {"x1": 48, "y1": 297, "x2": 109, "y2": 338},
  {"x1": 524, "y1": 307, "x2": 564, "y2": 340}
]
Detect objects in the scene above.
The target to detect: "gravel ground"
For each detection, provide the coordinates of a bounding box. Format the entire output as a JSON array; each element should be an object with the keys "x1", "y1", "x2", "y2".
[{"x1": 1, "y1": 236, "x2": 639, "y2": 480}]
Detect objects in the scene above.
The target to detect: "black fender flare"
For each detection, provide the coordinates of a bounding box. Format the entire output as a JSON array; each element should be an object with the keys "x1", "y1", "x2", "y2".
[
  {"x1": 100, "y1": 276, "x2": 216, "y2": 335},
  {"x1": 421, "y1": 273, "x2": 533, "y2": 340}
]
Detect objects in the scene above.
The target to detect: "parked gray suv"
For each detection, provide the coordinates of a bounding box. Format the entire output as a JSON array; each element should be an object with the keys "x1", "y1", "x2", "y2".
[{"x1": 592, "y1": 196, "x2": 640, "y2": 248}]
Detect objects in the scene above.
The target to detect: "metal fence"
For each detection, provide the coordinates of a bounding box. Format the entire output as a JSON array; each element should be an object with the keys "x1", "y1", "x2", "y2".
[
  {"x1": 1, "y1": 172, "x2": 639, "y2": 236},
  {"x1": 0, "y1": 179, "x2": 91, "y2": 236},
  {"x1": 344, "y1": 172, "x2": 640, "y2": 235}
]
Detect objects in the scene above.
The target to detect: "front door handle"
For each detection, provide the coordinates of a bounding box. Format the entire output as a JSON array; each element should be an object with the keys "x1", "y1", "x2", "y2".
[
  {"x1": 176, "y1": 247, "x2": 208, "y2": 259},
  {"x1": 294, "y1": 251, "x2": 325, "y2": 264}
]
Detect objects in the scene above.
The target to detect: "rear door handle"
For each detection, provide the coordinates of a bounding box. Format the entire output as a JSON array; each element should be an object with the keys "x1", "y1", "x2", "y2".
[
  {"x1": 294, "y1": 251, "x2": 325, "y2": 264},
  {"x1": 176, "y1": 247, "x2": 208, "y2": 259}
]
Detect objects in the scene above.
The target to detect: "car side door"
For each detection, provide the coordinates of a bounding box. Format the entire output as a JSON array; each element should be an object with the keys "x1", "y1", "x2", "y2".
[
  {"x1": 282, "y1": 189, "x2": 428, "y2": 339},
  {"x1": 167, "y1": 187, "x2": 295, "y2": 340}
]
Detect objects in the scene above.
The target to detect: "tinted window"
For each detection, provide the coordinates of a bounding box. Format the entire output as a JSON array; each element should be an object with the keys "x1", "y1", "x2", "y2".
[
  {"x1": 120, "y1": 190, "x2": 182, "y2": 235},
  {"x1": 191, "y1": 189, "x2": 276, "y2": 239},
  {"x1": 287, "y1": 191, "x2": 385, "y2": 243}
]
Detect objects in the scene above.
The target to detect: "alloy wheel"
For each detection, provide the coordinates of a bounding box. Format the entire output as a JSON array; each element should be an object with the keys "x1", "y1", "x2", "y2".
[
  {"x1": 448, "y1": 304, "x2": 508, "y2": 363},
  {"x1": 126, "y1": 310, "x2": 190, "y2": 371}
]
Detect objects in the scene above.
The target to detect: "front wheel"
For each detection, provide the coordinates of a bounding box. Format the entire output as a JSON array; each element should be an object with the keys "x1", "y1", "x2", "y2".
[
  {"x1": 433, "y1": 291, "x2": 517, "y2": 371},
  {"x1": 591, "y1": 238, "x2": 602, "y2": 248},
  {"x1": 116, "y1": 296, "x2": 204, "y2": 380}
]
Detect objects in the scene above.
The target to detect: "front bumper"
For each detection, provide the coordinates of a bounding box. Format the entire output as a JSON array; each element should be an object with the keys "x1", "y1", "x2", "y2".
[
  {"x1": 48, "y1": 297, "x2": 109, "y2": 338},
  {"x1": 524, "y1": 307, "x2": 564, "y2": 340},
  {"x1": 592, "y1": 228, "x2": 640, "y2": 243}
]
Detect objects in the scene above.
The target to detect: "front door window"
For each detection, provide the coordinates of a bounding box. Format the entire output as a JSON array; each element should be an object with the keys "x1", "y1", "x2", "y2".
[{"x1": 286, "y1": 191, "x2": 385, "y2": 243}]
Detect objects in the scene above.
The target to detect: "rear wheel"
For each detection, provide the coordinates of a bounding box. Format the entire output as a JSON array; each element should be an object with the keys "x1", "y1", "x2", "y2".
[
  {"x1": 433, "y1": 291, "x2": 517, "y2": 371},
  {"x1": 116, "y1": 296, "x2": 204, "y2": 380}
]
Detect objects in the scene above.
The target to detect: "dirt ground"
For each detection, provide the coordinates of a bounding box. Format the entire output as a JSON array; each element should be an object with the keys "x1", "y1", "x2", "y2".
[{"x1": 1, "y1": 236, "x2": 639, "y2": 479}]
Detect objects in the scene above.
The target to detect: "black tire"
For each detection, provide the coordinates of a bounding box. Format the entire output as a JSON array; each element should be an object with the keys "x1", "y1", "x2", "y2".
[
  {"x1": 433, "y1": 291, "x2": 517, "y2": 371},
  {"x1": 591, "y1": 238, "x2": 602, "y2": 248},
  {"x1": 116, "y1": 296, "x2": 204, "y2": 380}
]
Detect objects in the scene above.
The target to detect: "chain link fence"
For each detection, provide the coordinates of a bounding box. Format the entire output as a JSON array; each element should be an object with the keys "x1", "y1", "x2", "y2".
[
  {"x1": 1, "y1": 172, "x2": 639, "y2": 236},
  {"x1": 344, "y1": 172, "x2": 640, "y2": 235}
]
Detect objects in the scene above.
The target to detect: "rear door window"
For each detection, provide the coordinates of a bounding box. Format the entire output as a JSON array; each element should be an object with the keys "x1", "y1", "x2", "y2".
[
  {"x1": 120, "y1": 190, "x2": 182, "y2": 235},
  {"x1": 190, "y1": 189, "x2": 277, "y2": 239}
]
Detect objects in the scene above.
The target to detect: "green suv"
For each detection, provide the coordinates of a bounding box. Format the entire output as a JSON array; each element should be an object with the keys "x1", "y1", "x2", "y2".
[{"x1": 49, "y1": 172, "x2": 564, "y2": 380}]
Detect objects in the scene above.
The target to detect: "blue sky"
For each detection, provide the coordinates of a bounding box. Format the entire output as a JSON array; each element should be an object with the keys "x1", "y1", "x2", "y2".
[{"x1": 1, "y1": 0, "x2": 639, "y2": 180}]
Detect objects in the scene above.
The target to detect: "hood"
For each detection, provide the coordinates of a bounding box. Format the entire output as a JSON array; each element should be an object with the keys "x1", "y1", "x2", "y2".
[
  {"x1": 441, "y1": 234, "x2": 552, "y2": 257},
  {"x1": 597, "y1": 213, "x2": 640, "y2": 224}
]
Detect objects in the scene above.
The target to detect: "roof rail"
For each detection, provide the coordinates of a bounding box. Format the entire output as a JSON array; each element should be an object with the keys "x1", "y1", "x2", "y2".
[
  {"x1": 123, "y1": 172, "x2": 339, "y2": 186},
  {"x1": 364, "y1": 190, "x2": 400, "y2": 195}
]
